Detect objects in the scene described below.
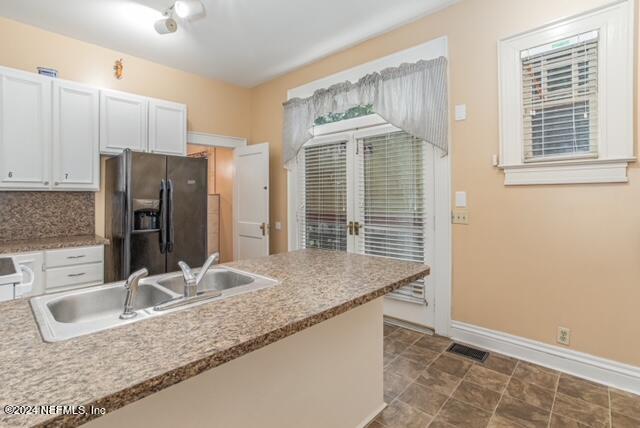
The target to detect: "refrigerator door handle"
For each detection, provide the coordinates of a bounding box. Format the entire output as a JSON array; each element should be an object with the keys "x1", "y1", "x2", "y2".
[
  {"x1": 159, "y1": 179, "x2": 167, "y2": 254},
  {"x1": 167, "y1": 179, "x2": 175, "y2": 253}
]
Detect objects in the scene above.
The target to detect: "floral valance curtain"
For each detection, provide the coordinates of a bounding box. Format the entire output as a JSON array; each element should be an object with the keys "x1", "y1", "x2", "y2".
[{"x1": 282, "y1": 56, "x2": 449, "y2": 167}]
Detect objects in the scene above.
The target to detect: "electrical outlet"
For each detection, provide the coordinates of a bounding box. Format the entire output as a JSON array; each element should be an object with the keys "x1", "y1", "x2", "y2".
[
  {"x1": 557, "y1": 327, "x2": 571, "y2": 346},
  {"x1": 452, "y1": 209, "x2": 469, "y2": 224}
]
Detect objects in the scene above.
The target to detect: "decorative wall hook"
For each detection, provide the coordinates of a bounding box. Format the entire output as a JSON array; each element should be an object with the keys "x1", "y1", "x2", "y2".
[{"x1": 114, "y1": 59, "x2": 124, "y2": 80}]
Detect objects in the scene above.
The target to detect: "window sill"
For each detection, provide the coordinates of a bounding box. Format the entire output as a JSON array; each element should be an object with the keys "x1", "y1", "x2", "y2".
[{"x1": 500, "y1": 158, "x2": 635, "y2": 185}]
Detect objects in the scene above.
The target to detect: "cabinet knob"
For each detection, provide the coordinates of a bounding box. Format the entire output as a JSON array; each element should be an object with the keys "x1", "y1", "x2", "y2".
[
  {"x1": 54, "y1": 181, "x2": 59, "y2": 185},
  {"x1": 43, "y1": 181, "x2": 49, "y2": 185}
]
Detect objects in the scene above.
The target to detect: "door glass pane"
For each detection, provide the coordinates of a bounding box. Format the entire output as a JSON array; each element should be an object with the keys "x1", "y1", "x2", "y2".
[
  {"x1": 358, "y1": 131, "x2": 426, "y2": 302},
  {"x1": 301, "y1": 141, "x2": 348, "y2": 250}
]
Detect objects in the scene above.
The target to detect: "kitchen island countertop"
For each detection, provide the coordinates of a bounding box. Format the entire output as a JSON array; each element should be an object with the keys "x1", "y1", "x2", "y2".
[{"x1": 0, "y1": 249, "x2": 429, "y2": 427}]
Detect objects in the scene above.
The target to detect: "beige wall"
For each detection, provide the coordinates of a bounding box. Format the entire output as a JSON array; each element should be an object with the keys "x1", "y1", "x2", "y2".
[
  {"x1": 2, "y1": 2, "x2": 639, "y2": 367},
  {"x1": 249, "y1": 0, "x2": 640, "y2": 366},
  {"x1": 0, "y1": 16, "x2": 252, "y2": 236}
]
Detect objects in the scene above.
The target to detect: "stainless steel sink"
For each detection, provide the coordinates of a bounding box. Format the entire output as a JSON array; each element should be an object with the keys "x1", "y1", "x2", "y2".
[
  {"x1": 31, "y1": 266, "x2": 278, "y2": 342},
  {"x1": 156, "y1": 269, "x2": 255, "y2": 294},
  {"x1": 31, "y1": 282, "x2": 176, "y2": 342},
  {"x1": 151, "y1": 267, "x2": 276, "y2": 311},
  {"x1": 47, "y1": 284, "x2": 172, "y2": 324}
]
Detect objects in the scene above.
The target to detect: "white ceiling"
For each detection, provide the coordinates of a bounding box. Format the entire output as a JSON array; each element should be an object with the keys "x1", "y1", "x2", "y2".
[{"x1": 0, "y1": 0, "x2": 456, "y2": 87}]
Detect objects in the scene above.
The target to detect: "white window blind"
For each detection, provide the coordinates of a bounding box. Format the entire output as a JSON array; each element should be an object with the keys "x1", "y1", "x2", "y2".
[
  {"x1": 298, "y1": 141, "x2": 348, "y2": 251},
  {"x1": 521, "y1": 31, "x2": 598, "y2": 161},
  {"x1": 356, "y1": 131, "x2": 427, "y2": 302}
]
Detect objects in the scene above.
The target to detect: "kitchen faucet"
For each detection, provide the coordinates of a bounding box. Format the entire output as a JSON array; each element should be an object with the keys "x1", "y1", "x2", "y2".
[
  {"x1": 120, "y1": 268, "x2": 149, "y2": 319},
  {"x1": 178, "y1": 252, "x2": 220, "y2": 298}
]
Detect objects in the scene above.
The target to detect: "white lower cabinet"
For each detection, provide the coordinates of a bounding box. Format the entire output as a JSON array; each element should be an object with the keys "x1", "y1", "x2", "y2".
[
  {"x1": 0, "y1": 285, "x2": 13, "y2": 301},
  {"x1": 44, "y1": 245, "x2": 104, "y2": 292},
  {"x1": 45, "y1": 263, "x2": 103, "y2": 290},
  {"x1": 44, "y1": 245, "x2": 103, "y2": 268},
  {"x1": 5, "y1": 245, "x2": 104, "y2": 296}
]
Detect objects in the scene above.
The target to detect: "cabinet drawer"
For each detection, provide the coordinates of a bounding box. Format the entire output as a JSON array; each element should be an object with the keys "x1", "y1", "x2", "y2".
[
  {"x1": 45, "y1": 263, "x2": 103, "y2": 290},
  {"x1": 45, "y1": 245, "x2": 103, "y2": 268}
]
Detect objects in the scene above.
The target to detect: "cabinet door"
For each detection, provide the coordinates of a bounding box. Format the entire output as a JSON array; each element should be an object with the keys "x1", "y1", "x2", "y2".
[
  {"x1": 148, "y1": 99, "x2": 187, "y2": 156},
  {"x1": 99, "y1": 89, "x2": 148, "y2": 155},
  {"x1": 52, "y1": 80, "x2": 100, "y2": 191},
  {"x1": 0, "y1": 68, "x2": 51, "y2": 190}
]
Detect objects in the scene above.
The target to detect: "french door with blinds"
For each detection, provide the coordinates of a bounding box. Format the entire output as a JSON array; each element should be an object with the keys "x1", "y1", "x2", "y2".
[{"x1": 296, "y1": 123, "x2": 435, "y2": 327}]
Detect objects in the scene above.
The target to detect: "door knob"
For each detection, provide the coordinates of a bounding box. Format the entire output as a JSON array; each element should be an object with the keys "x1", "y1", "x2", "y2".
[
  {"x1": 353, "y1": 221, "x2": 361, "y2": 236},
  {"x1": 260, "y1": 223, "x2": 268, "y2": 236}
]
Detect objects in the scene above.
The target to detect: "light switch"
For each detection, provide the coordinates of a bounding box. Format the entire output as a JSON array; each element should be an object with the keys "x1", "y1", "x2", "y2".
[
  {"x1": 275, "y1": 221, "x2": 282, "y2": 231},
  {"x1": 455, "y1": 104, "x2": 467, "y2": 121},
  {"x1": 455, "y1": 191, "x2": 467, "y2": 208}
]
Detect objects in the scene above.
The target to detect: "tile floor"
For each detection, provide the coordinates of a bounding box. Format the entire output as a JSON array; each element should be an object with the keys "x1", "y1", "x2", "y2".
[{"x1": 370, "y1": 324, "x2": 640, "y2": 428}]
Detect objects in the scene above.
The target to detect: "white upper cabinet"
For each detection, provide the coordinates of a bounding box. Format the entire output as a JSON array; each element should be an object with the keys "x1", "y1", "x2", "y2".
[
  {"x1": 0, "y1": 65, "x2": 188, "y2": 191},
  {"x1": 99, "y1": 89, "x2": 149, "y2": 155},
  {"x1": 0, "y1": 68, "x2": 51, "y2": 190},
  {"x1": 148, "y1": 99, "x2": 187, "y2": 156},
  {"x1": 52, "y1": 80, "x2": 100, "y2": 191}
]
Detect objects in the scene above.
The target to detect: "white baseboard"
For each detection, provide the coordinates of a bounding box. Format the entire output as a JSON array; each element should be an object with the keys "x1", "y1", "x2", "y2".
[
  {"x1": 450, "y1": 321, "x2": 640, "y2": 395},
  {"x1": 355, "y1": 403, "x2": 386, "y2": 428},
  {"x1": 384, "y1": 315, "x2": 434, "y2": 335}
]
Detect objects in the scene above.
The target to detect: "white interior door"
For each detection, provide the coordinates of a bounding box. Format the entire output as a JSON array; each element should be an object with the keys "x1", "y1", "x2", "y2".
[{"x1": 234, "y1": 143, "x2": 270, "y2": 260}]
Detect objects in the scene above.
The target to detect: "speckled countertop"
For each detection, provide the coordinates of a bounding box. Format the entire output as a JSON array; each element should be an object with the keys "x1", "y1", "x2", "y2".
[
  {"x1": 0, "y1": 235, "x2": 109, "y2": 255},
  {"x1": 0, "y1": 249, "x2": 429, "y2": 427}
]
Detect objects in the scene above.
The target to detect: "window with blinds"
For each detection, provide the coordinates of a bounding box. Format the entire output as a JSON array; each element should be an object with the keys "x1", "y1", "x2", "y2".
[
  {"x1": 298, "y1": 141, "x2": 348, "y2": 251},
  {"x1": 521, "y1": 30, "x2": 598, "y2": 161},
  {"x1": 357, "y1": 131, "x2": 427, "y2": 302}
]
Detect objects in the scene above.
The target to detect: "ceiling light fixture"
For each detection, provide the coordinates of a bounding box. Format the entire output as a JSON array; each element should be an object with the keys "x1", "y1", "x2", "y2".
[
  {"x1": 154, "y1": 0, "x2": 204, "y2": 34},
  {"x1": 174, "y1": 0, "x2": 205, "y2": 19},
  {"x1": 154, "y1": 16, "x2": 178, "y2": 34}
]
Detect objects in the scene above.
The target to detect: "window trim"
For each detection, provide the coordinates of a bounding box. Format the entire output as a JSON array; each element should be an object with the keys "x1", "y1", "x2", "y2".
[{"x1": 498, "y1": 0, "x2": 634, "y2": 185}]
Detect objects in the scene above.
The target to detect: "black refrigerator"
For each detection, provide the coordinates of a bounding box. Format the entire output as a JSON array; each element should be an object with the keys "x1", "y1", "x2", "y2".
[{"x1": 104, "y1": 149, "x2": 207, "y2": 282}]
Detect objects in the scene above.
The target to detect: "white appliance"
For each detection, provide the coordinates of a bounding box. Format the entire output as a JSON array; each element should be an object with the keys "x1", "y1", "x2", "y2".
[{"x1": 0, "y1": 256, "x2": 34, "y2": 302}]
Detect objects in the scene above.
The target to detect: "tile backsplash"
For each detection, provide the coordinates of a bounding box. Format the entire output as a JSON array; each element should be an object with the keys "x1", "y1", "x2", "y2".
[{"x1": 0, "y1": 192, "x2": 95, "y2": 242}]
